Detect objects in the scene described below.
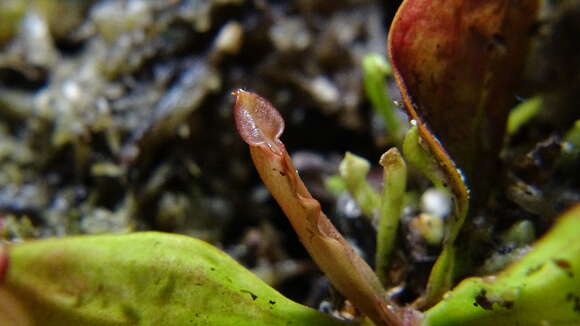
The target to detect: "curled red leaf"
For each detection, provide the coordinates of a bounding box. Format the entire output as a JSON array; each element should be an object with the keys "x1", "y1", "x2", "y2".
[{"x1": 389, "y1": 0, "x2": 539, "y2": 206}]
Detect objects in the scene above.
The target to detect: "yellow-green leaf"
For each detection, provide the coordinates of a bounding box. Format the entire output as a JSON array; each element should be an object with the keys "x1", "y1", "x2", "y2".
[
  {"x1": 423, "y1": 204, "x2": 580, "y2": 326},
  {"x1": 0, "y1": 232, "x2": 349, "y2": 326}
]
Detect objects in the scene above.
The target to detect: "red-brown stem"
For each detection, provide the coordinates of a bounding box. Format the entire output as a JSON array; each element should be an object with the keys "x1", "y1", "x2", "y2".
[
  {"x1": 233, "y1": 90, "x2": 402, "y2": 326},
  {"x1": 0, "y1": 246, "x2": 8, "y2": 284}
]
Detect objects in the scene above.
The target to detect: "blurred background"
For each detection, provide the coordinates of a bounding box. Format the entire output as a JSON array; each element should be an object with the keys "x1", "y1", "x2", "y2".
[{"x1": 0, "y1": 0, "x2": 578, "y2": 308}]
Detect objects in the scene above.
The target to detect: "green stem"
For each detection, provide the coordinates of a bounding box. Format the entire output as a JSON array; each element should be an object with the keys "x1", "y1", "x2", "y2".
[
  {"x1": 339, "y1": 152, "x2": 381, "y2": 218},
  {"x1": 363, "y1": 54, "x2": 402, "y2": 143},
  {"x1": 375, "y1": 148, "x2": 407, "y2": 286}
]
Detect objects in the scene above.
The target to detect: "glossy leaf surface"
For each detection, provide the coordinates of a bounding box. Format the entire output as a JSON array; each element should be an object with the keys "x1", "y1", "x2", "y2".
[
  {"x1": 389, "y1": 0, "x2": 539, "y2": 204},
  {"x1": 0, "y1": 232, "x2": 348, "y2": 326}
]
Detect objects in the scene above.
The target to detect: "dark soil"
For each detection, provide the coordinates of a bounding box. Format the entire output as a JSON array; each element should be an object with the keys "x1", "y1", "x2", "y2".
[{"x1": 0, "y1": 0, "x2": 578, "y2": 310}]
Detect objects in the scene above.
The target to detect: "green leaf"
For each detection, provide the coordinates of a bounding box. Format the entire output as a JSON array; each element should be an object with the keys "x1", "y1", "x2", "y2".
[
  {"x1": 423, "y1": 204, "x2": 580, "y2": 326},
  {"x1": 0, "y1": 232, "x2": 350, "y2": 326}
]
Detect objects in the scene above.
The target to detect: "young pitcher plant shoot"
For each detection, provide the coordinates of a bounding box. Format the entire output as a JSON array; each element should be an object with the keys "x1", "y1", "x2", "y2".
[{"x1": 232, "y1": 90, "x2": 414, "y2": 326}]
